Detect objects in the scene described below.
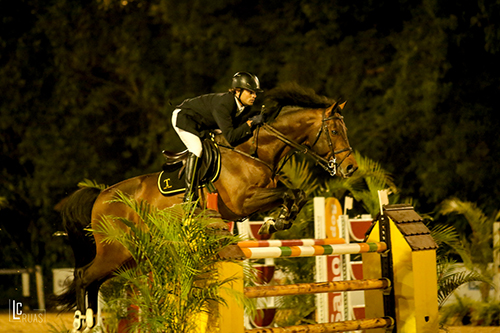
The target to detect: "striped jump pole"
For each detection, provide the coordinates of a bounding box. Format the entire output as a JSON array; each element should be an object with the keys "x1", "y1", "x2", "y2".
[
  {"x1": 237, "y1": 238, "x2": 346, "y2": 248},
  {"x1": 245, "y1": 317, "x2": 394, "y2": 333},
  {"x1": 244, "y1": 278, "x2": 390, "y2": 298},
  {"x1": 238, "y1": 241, "x2": 387, "y2": 259}
]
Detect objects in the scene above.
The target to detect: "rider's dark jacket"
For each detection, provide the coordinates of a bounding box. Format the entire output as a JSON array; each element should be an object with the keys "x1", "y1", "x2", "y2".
[{"x1": 175, "y1": 92, "x2": 255, "y2": 146}]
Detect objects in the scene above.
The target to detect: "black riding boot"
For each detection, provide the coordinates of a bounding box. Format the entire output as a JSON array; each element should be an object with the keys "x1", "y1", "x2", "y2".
[{"x1": 183, "y1": 153, "x2": 200, "y2": 203}]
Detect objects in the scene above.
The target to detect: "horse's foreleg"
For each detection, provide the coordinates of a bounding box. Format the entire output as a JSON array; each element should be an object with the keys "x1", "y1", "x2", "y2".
[
  {"x1": 273, "y1": 190, "x2": 294, "y2": 230},
  {"x1": 241, "y1": 187, "x2": 306, "y2": 234},
  {"x1": 274, "y1": 189, "x2": 307, "y2": 231},
  {"x1": 288, "y1": 189, "x2": 308, "y2": 221}
]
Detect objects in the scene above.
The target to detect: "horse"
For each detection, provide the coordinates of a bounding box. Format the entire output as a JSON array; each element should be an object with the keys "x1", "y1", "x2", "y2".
[{"x1": 56, "y1": 84, "x2": 358, "y2": 330}]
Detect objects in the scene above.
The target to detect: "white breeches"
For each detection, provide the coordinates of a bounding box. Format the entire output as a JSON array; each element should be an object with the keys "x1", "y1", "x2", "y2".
[{"x1": 172, "y1": 109, "x2": 203, "y2": 157}]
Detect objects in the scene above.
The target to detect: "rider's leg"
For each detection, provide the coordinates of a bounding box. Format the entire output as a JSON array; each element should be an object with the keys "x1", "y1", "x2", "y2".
[
  {"x1": 172, "y1": 109, "x2": 203, "y2": 203},
  {"x1": 184, "y1": 152, "x2": 200, "y2": 202}
]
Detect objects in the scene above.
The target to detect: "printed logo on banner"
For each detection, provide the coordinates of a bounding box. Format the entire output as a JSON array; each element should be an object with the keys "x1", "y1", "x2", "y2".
[
  {"x1": 9, "y1": 299, "x2": 46, "y2": 323},
  {"x1": 324, "y1": 198, "x2": 344, "y2": 323},
  {"x1": 327, "y1": 256, "x2": 343, "y2": 322}
]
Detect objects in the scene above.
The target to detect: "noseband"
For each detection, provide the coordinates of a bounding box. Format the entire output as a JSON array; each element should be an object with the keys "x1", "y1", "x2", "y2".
[{"x1": 262, "y1": 102, "x2": 353, "y2": 176}]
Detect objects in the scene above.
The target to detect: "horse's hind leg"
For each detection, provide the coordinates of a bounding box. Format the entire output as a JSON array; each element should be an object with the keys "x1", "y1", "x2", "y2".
[
  {"x1": 72, "y1": 278, "x2": 102, "y2": 331},
  {"x1": 73, "y1": 268, "x2": 88, "y2": 331},
  {"x1": 85, "y1": 281, "x2": 102, "y2": 329},
  {"x1": 72, "y1": 248, "x2": 128, "y2": 331}
]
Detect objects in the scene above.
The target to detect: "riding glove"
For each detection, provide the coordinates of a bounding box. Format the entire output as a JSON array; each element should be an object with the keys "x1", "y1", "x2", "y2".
[{"x1": 249, "y1": 114, "x2": 264, "y2": 127}]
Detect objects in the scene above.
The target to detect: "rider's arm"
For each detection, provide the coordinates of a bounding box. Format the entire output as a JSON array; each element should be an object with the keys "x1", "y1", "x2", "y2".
[{"x1": 212, "y1": 96, "x2": 253, "y2": 146}]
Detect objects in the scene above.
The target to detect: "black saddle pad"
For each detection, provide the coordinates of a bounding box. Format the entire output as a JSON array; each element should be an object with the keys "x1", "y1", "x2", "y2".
[{"x1": 157, "y1": 139, "x2": 221, "y2": 196}]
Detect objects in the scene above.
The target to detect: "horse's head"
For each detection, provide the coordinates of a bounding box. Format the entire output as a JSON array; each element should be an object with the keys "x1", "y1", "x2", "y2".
[
  {"x1": 262, "y1": 83, "x2": 358, "y2": 178},
  {"x1": 305, "y1": 102, "x2": 358, "y2": 178}
]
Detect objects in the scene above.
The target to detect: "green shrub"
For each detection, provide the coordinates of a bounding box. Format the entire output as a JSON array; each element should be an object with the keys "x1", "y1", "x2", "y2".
[
  {"x1": 440, "y1": 295, "x2": 500, "y2": 327},
  {"x1": 94, "y1": 194, "x2": 244, "y2": 333}
]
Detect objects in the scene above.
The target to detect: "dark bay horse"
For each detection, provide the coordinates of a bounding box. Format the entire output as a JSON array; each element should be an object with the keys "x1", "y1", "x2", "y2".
[{"x1": 57, "y1": 84, "x2": 358, "y2": 330}]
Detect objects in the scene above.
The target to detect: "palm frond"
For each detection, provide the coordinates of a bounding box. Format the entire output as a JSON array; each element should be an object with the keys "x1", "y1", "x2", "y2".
[
  {"x1": 438, "y1": 266, "x2": 490, "y2": 308},
  {"x1": 431, "y1": 224, "x2": 473, "y2": 268},
  {"x1": 278, "y1": 155, "x2": 321, "y2": 195},
  {"x1": 439, "y1": 198, "x2": 498, "y2": 284},
  {"x1": 430, "y1": 224, "x2": 458, "y2": 245},
  {"x1": 352, "y1": 151, "x2": 397, "y2": 193},
  {"x1": 77, "y1": 178, "x2": 107, "y2": 190},
  {"x1": 440, "y1": 199, "x2": 484, "y2": 223},
  {"x1": 440, "y1": 198, "x2": 498, "y2": 240},
  {"x1": 107, "y1": 190, "x2": 154, "y2": 226},
  {"x1": 329, "y1": 151, "x2": 398, "y2": 216},
  {"x1": 96, "y1": 199, "x2": 245, "y2": 333}
]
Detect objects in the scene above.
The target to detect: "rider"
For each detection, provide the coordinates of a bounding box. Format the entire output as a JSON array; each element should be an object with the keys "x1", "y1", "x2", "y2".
[{"x1": 172, "y1": 71, "x2": 265, "y2": 203}]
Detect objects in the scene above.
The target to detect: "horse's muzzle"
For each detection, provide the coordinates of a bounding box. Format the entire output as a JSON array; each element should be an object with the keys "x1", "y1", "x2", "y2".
[{"x1": 341, "y1": 164, "x2": 358, "y2": 178}]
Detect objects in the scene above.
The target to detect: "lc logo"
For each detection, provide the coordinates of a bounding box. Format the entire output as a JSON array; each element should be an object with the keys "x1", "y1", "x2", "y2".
[
  {"x1": 9, "y1": 299, "x2": 22, "y2": 322},
  {"x1": 9, "y1": 299, "x2": 46, "y2": 323}
]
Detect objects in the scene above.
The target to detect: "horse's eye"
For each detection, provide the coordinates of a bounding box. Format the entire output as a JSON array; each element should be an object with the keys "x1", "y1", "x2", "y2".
[{"x1": 331, "y1": 130, "x2": 338, "y2": 135}]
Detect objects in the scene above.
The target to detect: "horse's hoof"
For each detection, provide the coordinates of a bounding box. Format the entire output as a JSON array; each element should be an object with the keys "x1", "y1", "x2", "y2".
[
  {"x1": 207, "y1": 220, "x2": 229, "y2": 231},
  {"x1": 85, "y1": 308, "x2": 94, "y2": 328},
  {"x1": 73, "y1": 310, "x2": 84, "y2": 330},
  {"x1": 274, "y1": 219, "x2": 285, "y2": 230},
  {"x1": 258, "y1": 218, "x2": 277, "y2": 234}
]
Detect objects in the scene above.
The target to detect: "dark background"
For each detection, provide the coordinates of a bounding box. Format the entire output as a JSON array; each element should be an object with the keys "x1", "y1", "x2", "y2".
[{"x1": 1, "y1": 0, "x2": 499, "y2": 308}]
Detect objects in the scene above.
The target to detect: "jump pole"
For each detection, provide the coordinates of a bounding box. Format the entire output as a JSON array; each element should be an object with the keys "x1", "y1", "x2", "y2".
[
  {"x1": 237, "y1": 238, "x2": 346, "y2": 248},
  {"x1": 238, "y1": 242, "x2": 386, "y2": 259},
  {"x1": 245, "y1": 317, "x2": 394, "y2": 333},
  {"x1": 244, "y1": 278, "x2": 390, "y2": 298}
]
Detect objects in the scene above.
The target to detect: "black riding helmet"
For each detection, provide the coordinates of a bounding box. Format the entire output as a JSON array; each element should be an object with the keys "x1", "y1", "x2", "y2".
[{"x1": 231, "y1": 72, "x2": 263, "y2": 93}]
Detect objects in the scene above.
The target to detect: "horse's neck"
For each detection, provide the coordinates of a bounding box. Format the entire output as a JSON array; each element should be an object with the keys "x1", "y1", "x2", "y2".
[{"x1": 257, "y1": 108, "x2": 317, "y2": 166}]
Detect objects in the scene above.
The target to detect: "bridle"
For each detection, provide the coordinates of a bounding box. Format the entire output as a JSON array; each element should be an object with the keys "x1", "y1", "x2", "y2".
[
  {"x1": 262, "y1": 102, "x2": 353, "y2": 176},
  {"x1": 311, "y1": 102, "x2": 353, "y2": 175},
  {"x1": 217, "y1": 102, "x2": 353, "y2": 177}
]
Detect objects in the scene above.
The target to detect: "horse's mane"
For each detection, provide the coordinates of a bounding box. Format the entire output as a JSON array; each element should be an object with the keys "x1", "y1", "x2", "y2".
[{"x1": 263, "y1": 82, "x2": 336, "y2": 122}]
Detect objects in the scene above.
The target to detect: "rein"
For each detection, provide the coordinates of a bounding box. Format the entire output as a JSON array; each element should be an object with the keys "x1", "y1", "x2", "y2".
[{"x1": 217, "y1": 143, "x2": 274, "y2": 173}]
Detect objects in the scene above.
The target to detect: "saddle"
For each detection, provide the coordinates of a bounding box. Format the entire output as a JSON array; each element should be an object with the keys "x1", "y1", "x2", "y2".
[{"x1": 157, "y1": 139, "x2": 221, "y2": 196}]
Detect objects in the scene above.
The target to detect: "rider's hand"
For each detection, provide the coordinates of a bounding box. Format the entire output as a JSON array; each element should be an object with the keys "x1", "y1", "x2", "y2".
[{"x1": 249, "y1": 114, "x2": 264, "y2": 127}]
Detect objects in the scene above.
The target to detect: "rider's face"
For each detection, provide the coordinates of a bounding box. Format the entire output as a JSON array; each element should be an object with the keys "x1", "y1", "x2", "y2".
[{"x1": 239, "y1": 89, "x2": 257, "y2": 106}]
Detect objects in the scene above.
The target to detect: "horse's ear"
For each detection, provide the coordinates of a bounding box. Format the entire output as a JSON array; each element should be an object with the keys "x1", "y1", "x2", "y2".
[{"x1": 326, "y1": 100, "x2": 347, "y2": 115}]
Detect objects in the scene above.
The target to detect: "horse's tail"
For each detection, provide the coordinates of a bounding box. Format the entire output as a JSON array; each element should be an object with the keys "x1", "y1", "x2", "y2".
[{"x1": 53, "y1": 186, "x2": 102, "y2": 310}]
